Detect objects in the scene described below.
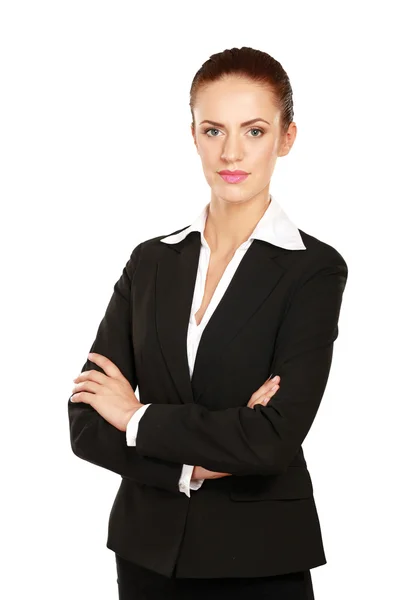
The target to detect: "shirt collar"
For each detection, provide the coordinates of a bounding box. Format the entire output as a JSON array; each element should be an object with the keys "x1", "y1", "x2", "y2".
[{"x1": 160, "y1": 194, "x2": 306, "y2": 251}]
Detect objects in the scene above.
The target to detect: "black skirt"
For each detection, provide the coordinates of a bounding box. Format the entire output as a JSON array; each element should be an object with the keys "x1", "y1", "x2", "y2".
[{"x1": 115, "y1": 553, "x2": 315, "y2": 600}]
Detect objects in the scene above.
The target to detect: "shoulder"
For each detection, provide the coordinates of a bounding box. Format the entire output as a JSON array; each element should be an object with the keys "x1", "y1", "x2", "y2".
[
  {"x1": 126, "y1": 224, "x2": 191, "y2": 271},
  {"x1": 142, "y1": 225, "x2": 191, "y2": 250},
  {"x1": 292, "y1": 229, "x2": 348, "y2": 297},
  {"x1": 298, "y1": 228, "x2": 348, "y2": 272},
  {"x1": 272, "y1": 228, "x2": 348, "y2": 297}
]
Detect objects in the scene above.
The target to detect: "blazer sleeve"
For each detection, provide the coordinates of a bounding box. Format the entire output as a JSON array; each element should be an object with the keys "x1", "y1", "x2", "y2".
[
  {"x1": 67, "y1": 241, "x2": 184, "y2": 494},
  {"x1": 135, "y1": 253, "x2": 348, "y2": 476}
]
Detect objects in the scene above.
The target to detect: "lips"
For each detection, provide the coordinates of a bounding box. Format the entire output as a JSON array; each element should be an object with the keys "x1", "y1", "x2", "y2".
[
  {"x1": 218, "y1": 170, "x2": 249, "y2": 184},
  {"x1": 218, "y1": 170, "x2": 248, "y2": 175}
]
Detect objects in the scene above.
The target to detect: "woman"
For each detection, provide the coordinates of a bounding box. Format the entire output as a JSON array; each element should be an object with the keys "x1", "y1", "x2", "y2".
[{"x1": 69, "y1": 47, "x2": 348, "y2": 599}]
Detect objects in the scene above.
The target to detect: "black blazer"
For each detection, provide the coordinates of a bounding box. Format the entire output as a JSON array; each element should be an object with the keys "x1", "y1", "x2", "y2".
[{"x1": 68, "y1": 225, "x2": 348, "y2": 579}]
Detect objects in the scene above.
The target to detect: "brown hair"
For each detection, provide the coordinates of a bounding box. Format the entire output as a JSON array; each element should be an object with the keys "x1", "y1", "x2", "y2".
[{"x1": 189, "y1": 46, "x2": 294, "y2": 137}]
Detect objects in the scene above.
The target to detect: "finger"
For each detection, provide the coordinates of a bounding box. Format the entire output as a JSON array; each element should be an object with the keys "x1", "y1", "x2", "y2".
[
  {"x1": 250, "y1": 393, "x2": 274, "y2": 409},
  {"x1": 73, "y1": 370, "x2": 108, "y2": 384},
  {"x1": 70, "y1": 391, "x2": 94, "y2": 404},
  {"x1": 260, "y1": 385, "x2": 280, "y2": 405},
  {"x1": 71, "y1": 380, "x2": 102, "y2": 396},
  {"x1": 251, "y1": 376, "x2": 280, "y2": 403},
  {"x1": 248, "y1": 384, "x2": 279, "y2": 408},
  {"x1": 87, "y1": 352, "x2": 124, "y2": 379},
  {"x1": 263, "y1": 375, "x2": 280, "y2": 389}
]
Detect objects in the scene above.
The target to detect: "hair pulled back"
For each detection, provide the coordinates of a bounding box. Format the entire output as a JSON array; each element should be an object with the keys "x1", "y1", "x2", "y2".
[{"x1": 189, "y1": 46, "x2": 294, "y2": 136}]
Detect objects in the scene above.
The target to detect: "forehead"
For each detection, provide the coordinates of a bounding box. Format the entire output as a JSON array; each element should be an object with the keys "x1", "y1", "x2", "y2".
[{"x1": 194, "y1": 76, "x2": 278, "y2": 121}]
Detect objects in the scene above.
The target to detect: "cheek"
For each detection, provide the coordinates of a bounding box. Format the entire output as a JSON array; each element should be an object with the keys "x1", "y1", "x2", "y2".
[
  {"x1": 253, "y1": 139, "x2": 276, "y2": 160},
  {"x1": 197, "y1": 142, "x2": 217, "y2": 165},
  {"x1": 250, "y1": 152, "x2": 275, "y2": 176}
]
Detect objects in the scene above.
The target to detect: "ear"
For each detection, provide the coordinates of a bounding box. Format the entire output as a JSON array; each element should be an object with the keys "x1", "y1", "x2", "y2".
[
  {"x1": 278, "y1": 122, "x2": 297, "y2": 157},
  {"x1": 191, "y1": 123, "x2": 199, "y2": 152}
]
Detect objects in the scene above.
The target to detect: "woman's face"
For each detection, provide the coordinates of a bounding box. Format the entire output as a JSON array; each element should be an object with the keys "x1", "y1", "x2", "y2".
[{"x1": 191, "y1": 76, "x2": 296, "y2": 205}]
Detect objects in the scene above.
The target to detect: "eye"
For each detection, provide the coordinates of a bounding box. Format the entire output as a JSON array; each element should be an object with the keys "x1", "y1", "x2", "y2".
[
  {"x1": 202, "y1": 127, "x2": 265, "y2": 138},
  {"x1": 203, "y1": 128, "x2": 220, "y2": 137},
  {"x1": 249, "y1": 128, "x2": 264, "y2": 137}
]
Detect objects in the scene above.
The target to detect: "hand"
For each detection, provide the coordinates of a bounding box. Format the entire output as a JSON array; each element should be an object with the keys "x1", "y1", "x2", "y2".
[
  {"x1": 70, "y1": 352, "x2": 144, "y2": 432},
  {"x1": 190, "y1": 375, "x2": 281, "y2": 482},
  {"x1": 247, "y1": 374, "x2": 280, "y2": 409},
  {"x1": 191, "y1": 465, "x2": 232, "y2": 481}
]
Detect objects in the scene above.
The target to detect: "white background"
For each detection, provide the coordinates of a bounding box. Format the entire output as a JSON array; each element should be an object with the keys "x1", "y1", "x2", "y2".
[{"x1": 1, "y1": 1, "x2": 399, "y2": 598}]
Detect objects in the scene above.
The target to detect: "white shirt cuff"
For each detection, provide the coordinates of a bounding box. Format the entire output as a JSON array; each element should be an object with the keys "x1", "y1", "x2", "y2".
[
  {"x1": 126, "y1": 406, "x2": 205, "y2": 498},
  {"x1": 178, "y1": 464, "x2": 205, "y2": 497},
  {"x1": 126, "y1": 404, "x2": 151, "y2": 446},
  {"x1": 190, "y1": 477, "x2": 205, "y2": 490}
]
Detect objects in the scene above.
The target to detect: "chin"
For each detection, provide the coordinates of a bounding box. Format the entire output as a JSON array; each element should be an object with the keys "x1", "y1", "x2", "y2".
[{"x1": 212, "y1": 191, "x2": 253, "y2": 206}]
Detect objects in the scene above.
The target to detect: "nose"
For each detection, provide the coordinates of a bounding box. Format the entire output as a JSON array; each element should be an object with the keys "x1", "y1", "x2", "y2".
[{"x1": 220, "y1": 133, "x2": 244, "y2": 163}]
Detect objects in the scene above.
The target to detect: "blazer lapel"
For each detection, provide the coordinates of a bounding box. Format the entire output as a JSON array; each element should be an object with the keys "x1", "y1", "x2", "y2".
[
  {"x1": 191, "y1": 239, "x2": 286, "y2": 402},
  {"x1": 155, "y1": 232, "x2": 200, "y2": 405},
  {"x1": 155, "y1": 232, "x2": 287, "y2": 406}
]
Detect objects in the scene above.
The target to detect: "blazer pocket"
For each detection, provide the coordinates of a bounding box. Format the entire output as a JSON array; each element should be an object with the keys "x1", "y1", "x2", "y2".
[{"x1": 229, "y1": 466, "x2": 314, "y2": 501}]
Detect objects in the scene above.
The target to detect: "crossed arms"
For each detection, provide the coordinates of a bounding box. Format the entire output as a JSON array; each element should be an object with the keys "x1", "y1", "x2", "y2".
[{"x1": 68, "y1": 242, "x2": 348, "y2": 492}]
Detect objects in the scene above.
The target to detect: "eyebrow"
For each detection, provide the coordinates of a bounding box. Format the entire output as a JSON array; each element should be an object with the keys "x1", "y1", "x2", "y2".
[{"x1": 199, "y1": 118, "x2": 271, "y2": 127}]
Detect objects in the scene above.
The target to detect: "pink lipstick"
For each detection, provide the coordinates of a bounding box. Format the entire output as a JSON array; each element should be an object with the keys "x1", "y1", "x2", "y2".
[{"x1": 218, "y1": 170, "x2": 249, "y2": 184}]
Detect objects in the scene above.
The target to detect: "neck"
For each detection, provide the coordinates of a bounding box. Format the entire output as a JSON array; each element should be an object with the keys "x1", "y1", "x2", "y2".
[{"x1": 204, "y1": 191, "x2": 271, "y2": 256}]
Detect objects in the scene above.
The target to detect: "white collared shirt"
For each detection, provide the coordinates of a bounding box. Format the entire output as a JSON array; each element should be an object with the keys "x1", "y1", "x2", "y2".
[{"x1": 126, "y1": 194, "x2": 306, "y2": 497}]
